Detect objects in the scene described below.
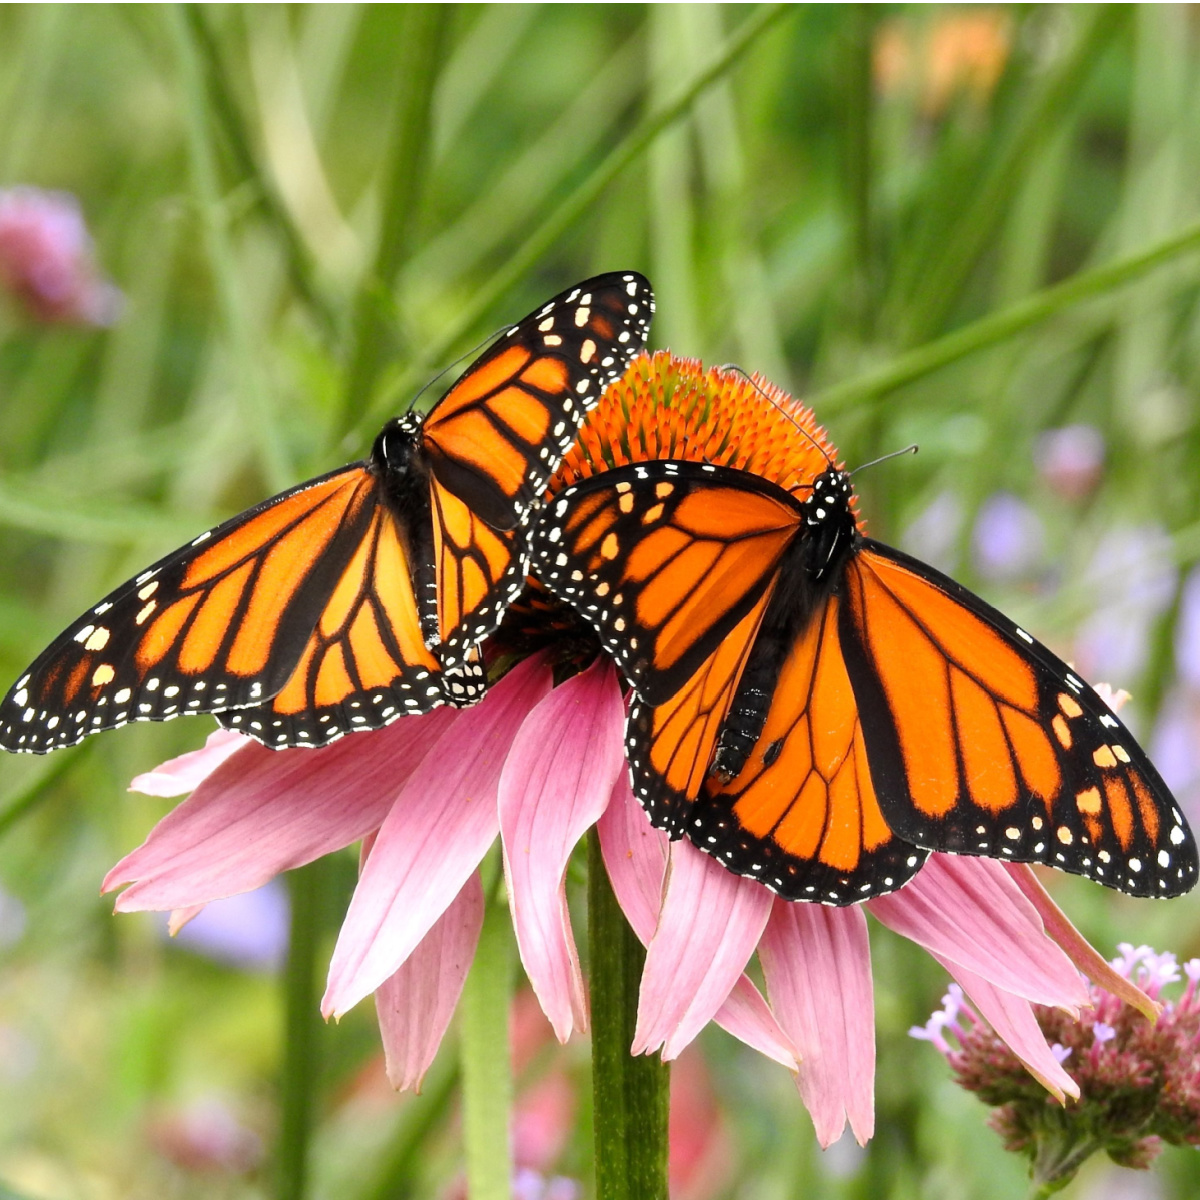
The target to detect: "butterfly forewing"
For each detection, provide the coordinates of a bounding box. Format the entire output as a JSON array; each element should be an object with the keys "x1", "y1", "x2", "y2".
[
  {"x1": 841, "y1": 542, "x2": 1198, "y2": 898},
  {"x1": 531, "y1": 461, "x2": 798, "y2": 705},
  {"x1": 424, "y1": 272, "x2": 654, "y2": 534},
  {"x1": 0, "y1": 465, "x2": 379, "y2": 752}
]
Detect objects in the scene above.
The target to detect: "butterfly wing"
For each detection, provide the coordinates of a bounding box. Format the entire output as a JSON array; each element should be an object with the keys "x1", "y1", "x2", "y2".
[
  {"x1": 424, "y1": 272, "x2": 654, "y2": 661},
  {"x1": 686, "y1": 591, "x2": 929, "y2": 903},
  {"x1": 840, "y1": 541, "x2": 1198, "y2": 899},
  {"x1": 218, "y1": 504, "x2": 484, "y2": 748},
  {"x1": 0, "y1": 466, "x2": 377, "y2": 752},
  {"x1": 530, "y1": 461, "x2": 800, "y2": 707},
  {"x1": 531, "y1": 461, "x2": 927, "y2": 900}
]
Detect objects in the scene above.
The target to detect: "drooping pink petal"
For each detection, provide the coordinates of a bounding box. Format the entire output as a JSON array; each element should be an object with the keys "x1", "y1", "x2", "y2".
[
  {"x1": 634, "y1": 838, "x2": 773, "y2": 1060},
  {"x1": 933, "y1": 954, "x2": 1080, "y2": 1103},
  {"x1": 129, "y1": 728, "x2": 250, "y2": 797},
  {"x1": 867, "y1": 854, "x2": 1088, "y2": 1011},
  {"x1": 598, "y1": 775, "x2": 796, "y2": 1068},
  {"x1": 323, "y1": 655, "x2": 554, "y2": 1018},
  {"x1": 168, "y1": 905, "x2": 204, "y2": 935},
  {"x1": 758, "y1": 899, "x2": 875, "y2": 1148},
  {"x1": 376, "y1": 872, "x2": 484, "y2": 1092},
  {"x1": 1004, "y1": 863, "x2": 1159, "y2": 1021},
  {"x1": 500, "y1": 659, "x2": 625, "y2": 1042},
  {"x1": 596, "y1": 770, "x2": 668, "y2": 945},
  {"x1": 105, "y1": 706, "x2": 461, "y2": 911}
]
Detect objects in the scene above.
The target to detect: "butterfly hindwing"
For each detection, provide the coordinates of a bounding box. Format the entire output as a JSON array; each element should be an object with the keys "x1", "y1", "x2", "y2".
[
  {"x1": 0, "y1": 465, "x2": 378, "y2": 752},
  {"x1": 841, "y1": 542, "x2": 1198, "y2": 898},
  {"x1": 217, "y1": 505, "x2": 484, "y2": 748}
]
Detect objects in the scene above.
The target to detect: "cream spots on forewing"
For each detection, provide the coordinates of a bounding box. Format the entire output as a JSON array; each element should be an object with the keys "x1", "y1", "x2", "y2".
[
  {"x1": 581, "y1": 339, "x2": 597, "y2": 363},
  {"x1": 92, "y1": 664, "x2": 115, "y2": 687},
  {"x1": 136, "y1": 601, "x2": 157, "y2": 625},
  {"x1": 84, "y1": 627, "x2": 110, "y2": 652},
  {"x1": 137, "y1": 580, "x2": 159, "y2": 601},
  {"x1": 1076, "y1": 787, "x2": 1102, "y2": 815},
  {"x1": 1057, "y1": 692, "x2": 1083, "y2": 718},
  {"x1": 1093, "y1": 745, "x2": 1117, "y2": 769}
]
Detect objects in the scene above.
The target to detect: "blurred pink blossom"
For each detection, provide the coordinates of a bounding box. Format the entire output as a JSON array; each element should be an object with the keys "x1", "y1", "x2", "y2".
[
  {"x1": 146, "y1": 1096, "x2": 263, "y2": 1174},
  {"x1": 0, "y1": 186, "x2": 122, "y2": 326},
  {"x1": 1034, "y1": 424, "x2": 1106, "y2": 502}
]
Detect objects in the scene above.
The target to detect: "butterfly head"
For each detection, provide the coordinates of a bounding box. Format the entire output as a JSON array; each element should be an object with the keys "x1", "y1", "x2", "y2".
[
  {"x1": 371, "y1": 416, "x2": 423, "y2": 477},
  {"x1": 801, "y1": 468, "x2": 857, "y2": 583}
]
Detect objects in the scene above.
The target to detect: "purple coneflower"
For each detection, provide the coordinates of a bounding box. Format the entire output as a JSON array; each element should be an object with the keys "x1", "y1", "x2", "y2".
[{"x1": 103, "y1": 355, "x2": 1161, "y2": 1148}]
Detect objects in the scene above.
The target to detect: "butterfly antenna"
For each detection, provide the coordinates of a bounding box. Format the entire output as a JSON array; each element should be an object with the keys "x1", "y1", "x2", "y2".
[
  {"x1": 405, "y1": 326, "x2": 507, "y2": 416},
  {"x1": 850, "y1": 444, "x2": 919, "y2": 476},
  {"x1": 717, "y1": 364, "x2": 836, "y2": 474}
]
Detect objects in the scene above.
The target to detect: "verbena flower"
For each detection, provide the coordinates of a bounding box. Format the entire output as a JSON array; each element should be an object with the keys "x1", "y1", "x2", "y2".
[
  {"x1": 912, "y1": 944, "x2": 1200, "y2": 1190},
  {"x1": 103, "y1": 354, "x2": 1159, "y2": 1148},
  {"x1": 0, "y1": 186, "x2": 122, "y2": 325}
]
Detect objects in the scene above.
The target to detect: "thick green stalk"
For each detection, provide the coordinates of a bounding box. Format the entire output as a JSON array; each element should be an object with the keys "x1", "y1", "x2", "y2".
[
  {"x1": 338, "y1": 5, "x2": 450, "y2": 438},
  {"x1": 811, "y1": 216, "x2": 1200, "y2": 417},
  {"x1": 277, "y1": 860, "x2": 329, "y2": 1200},
  {"x1": 588, "y1": 830, "x2": 670, "y2": 1200},
  {"x1": 459, "y1": 882, "x2": 515, "y2": 1200},
  {"x1": 904, "y1": 5, "x2": 1125, "y2": 342},
  {"x1": 165, "y1": 5, "x2": 291, "y2": 493},
  {"x1": 350, "y1": 2, "x2": 793, "y2": 446}
]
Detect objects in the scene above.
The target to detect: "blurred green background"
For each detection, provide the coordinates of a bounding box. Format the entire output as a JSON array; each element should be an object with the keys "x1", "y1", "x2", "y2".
[{"x1": 1, "y1": 4, "x2": 1200, "y2": 1198}]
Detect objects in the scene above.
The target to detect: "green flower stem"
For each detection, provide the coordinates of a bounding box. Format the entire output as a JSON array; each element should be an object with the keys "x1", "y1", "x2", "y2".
[
  {"x1": 181, "y1": 6, "x2": 338, "y2": 339},
  {"x1": 165, "y1": 4, "x2": 291, "y2": 494},
  {"x1": 459, "y1": 878, "x2": 515, "y2": 1200},
  {"x1": 904, "y1": 5, "x2": 1125, "y2": 342},
  {"x1": 359, "y1": 1059, "x2": 459, "y2": 1200},
  {"x1": 588, "y1": 829, "x2": 670, "y2": 1200},
  {"x1": 351, "y1": 2, "x2": 793, "y2": 446},
  {"x1": 0, "y1": 741, "x2": 92, "y2": 840},
  {"x1": 811, "y1": 214, "x2": 1200, "y2": 417},
  {"x1": 338, "y1": 4, "x2": 450, "y2": 439},
  {"x1": 277, "y1": 859, "x2": 329, "y2": 1200}
]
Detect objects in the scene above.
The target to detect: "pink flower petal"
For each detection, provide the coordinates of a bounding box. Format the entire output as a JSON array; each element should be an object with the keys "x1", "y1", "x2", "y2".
[
  {"x1": 130, "y1": 728, "x2": 251, "y2": 797},
  {"x1": 168, "y1": 905, "x2": 204, "y2": 935},
  {"x1": 634, "y1": 838, "x2": 773, "y2": 1059},
  {"x1": 867, "y1": 854, "x2": 1088, "y2": 1011},
  {"x1": 376, "y1": 871, "x2": 484, "y2": 1092},
  {"x1": 597, "y1": 777, "x2": 796, "y2": 1068},
  {"x1": 596, "y1": 770, "x2": 668, "y2": 945},
  {"x1": 323, "y1": 655, "x2": 554, "y2": 1018},
  {"x1": 1004, "y1": 863, "x2": 1159, "y2": 1021},
  {"x1": 759, "y1": 900, "x2": 875, "y2": 1148},
  {"x1": 105, "y1": 706, "x2": 461, "y2": 911},
  {"x1": 934, "y1": 955, "x2": 1080, "y2": 1103},
  {"x1": 500, "y1": 659, "x2": 625, "y2": 1042}
]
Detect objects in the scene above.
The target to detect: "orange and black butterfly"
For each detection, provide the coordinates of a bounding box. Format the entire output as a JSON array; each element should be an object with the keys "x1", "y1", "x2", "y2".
[
  {"x1": 0, "y1": 272, "x2": 654, "y2": 753},
  {"x1": 530, "y1": 458, "x2": 1198, "y2": 903}
]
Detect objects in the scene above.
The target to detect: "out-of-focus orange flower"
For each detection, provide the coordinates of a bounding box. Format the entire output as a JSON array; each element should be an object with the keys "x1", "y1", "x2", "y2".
[{"x1": 875, "y1": 10, "x2": 1011, "y2": 116}]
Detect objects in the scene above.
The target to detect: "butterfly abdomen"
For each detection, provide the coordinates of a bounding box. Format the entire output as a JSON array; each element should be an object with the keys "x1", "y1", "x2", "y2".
[{"x1": 372, "y1": 417, "x2": 439, "y2": 646}]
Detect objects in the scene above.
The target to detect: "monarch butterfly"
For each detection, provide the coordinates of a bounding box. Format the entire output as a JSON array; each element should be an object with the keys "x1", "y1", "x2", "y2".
[
  {"x1": 529, "y1": 456, "x2": 1199, "y2": 904},
  {"x1": 0, "y1": 272, "x2": 654, "y2": 753}
]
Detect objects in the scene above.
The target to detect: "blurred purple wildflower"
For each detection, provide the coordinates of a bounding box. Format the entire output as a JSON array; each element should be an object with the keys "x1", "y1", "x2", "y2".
[
  {"x1": 911, "y1": 943, "x2": 1200, "y2": 1191},
  {"x1": 902, "y1": 489, "x2": 964, "y2": 574},
  {"x1": 0, "y1": 186, "x2": 122, "y2": 326},
  {"x1": 971, "y1": 492, "x2": 1046, "y2": 584},
  {"x1": 162, "y1": 879, "x2": 289, "y2": 972},
  {"x1": 1034, "y1": 424, "x2": 1105, "y2": 502},
  {"x1": 1074, "y1": 526, "x2": 1177, "y2": 686}
]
